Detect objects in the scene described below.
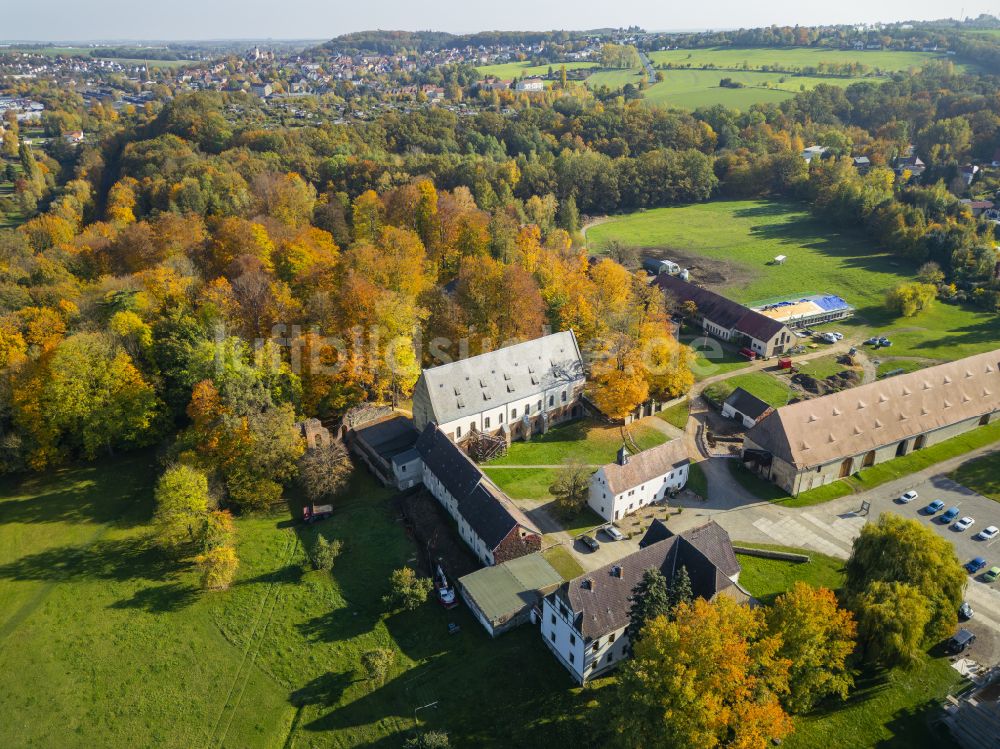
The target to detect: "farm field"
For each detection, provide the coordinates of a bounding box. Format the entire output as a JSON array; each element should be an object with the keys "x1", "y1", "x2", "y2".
[
  {"x1": 587, "y1": 200, "x2": 999, "y2": 363},
  {"x1": 647, "y1": 46, "x2": 950, "y2": 73},
  {"x1": 8, "y1": 46, "x2": 189, "y2": 67},
  {"x1": 0, "y1": 453, "x2": 600, "y2": 748},
  {"x1": 642, "y1": 69, "x2": 867, "y2": 110},
  {"x1": 475, "y1": 60, "x2": 598, "y2": 80}
]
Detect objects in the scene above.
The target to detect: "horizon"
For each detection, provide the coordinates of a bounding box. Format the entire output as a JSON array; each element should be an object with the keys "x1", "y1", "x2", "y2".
[{"x1": 4, "y1": 1, "x2": 994, "y2": 44}]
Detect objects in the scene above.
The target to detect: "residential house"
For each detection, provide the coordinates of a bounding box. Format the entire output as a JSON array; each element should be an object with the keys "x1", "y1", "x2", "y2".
[
  {"x1": 411, "y1": 331, "x2": 586, "y2": 444},
  {"x1": 801, "y1": 145, "x2": 828, "y2": 163},
  {"x1": 416, "y1": 424, "x2": 542, "y2": 565},
  {"x1": 852, "y1": 156, "x2": 871, "y2": 174},
  {"x1": 742, "y1": 349, "x2": 1000, "y2": 495},
  {"x1": 658, "y1": 275, "x2": 794, "y2": 358},
  {"x1": 961, "y1": 199, "x2": 995, "y2": 218},
  {"x1": 587, "y1": 440, "x2": 690, "y2": 522},
  {"x1": 960, "y1": 165, "x2": 980, "y2": 186},
  {"x1": 894, "y1": 154, "x2": 926, "y2": 178},
  {"x1": 722, "y1": 387, "x2": 774, "y2": 429},
  {"x1": 515, "y1": 77, "x2": 545, "y2": 92},
  {"x1": 350, "y1": 414, "x2": 421, "y2": 490},
  {"x1": 540, "y1": 520, "x2": 745, "y2": 684},
  {"x1": 943, "y1": 664, "x2": 1000, "y2": 749}
]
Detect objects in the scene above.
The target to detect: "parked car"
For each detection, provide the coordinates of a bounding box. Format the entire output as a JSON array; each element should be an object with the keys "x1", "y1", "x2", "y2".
[
  {"x1": 603, "y1": 525, "x2": 625, "y2": 542},
  {"x1": 959, "y1": 602, "x2": 974, "y2": 620},
  {"x1": 899, "y1": 490, "x2": 919, "y2": 503},
  {"x1": 985, "y1": 566, "x2": 1000, "y2": 583},
  {"x1": 831, "y1": 331, "x2": 844, "y2": 340},
  {"x1": 954, "y1": 516, "x2": 975, "y2": 532},
  {"x1": 965, "y1": 556, "x2": 987, "y2": 574},
  {"x1": 878, "y1": 337, "x2": 893, "y2": 347},
  {"x1": 941, "y1": 506, "x2": 961, "y2": 523},
  {"x1": 864, "y1": 336, "x2": 880, "y2": 345},
  {"x1": 819, "y1": 332, "x2": 838, "y2": 344},
  {"x1": 977, "y1": 525, "x2": 999, "y2": 541},
  {"x1": 924, "y1": 499, "x2": 946, "y2": 514},
  {"x1": 579, "y1": 534, "x2": 600, "y2": 552},
  {"x1": 302, "y1": 504, "x2": 334, "y2": 523},
  {"x1": 946, "y1": 628, "x2": 977, "y2": 654}
]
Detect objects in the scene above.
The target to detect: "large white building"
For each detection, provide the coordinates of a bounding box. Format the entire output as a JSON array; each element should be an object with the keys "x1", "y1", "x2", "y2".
[
  {"x1": 588, "y1": 440, "x2": 690, "y2": 523},
  {"x1": 411, "y1": 331, "x2": 587, "y2": 443},
  {"x1": 540, "y1": 521, "x2": 744, "y2": 684}
]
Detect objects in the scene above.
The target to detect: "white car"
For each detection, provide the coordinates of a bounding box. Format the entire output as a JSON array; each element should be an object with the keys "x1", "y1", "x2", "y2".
[
  {"x1": 899, "y1": 491, "x2": 918, "y2": 503},
  {"x1": 604, "y1": 525, "x2": 625, "y2": 541},
  {"x1": 977, "y1": 525, "x2": 999, "y2": 541},
  {"x1": 954, "y1": 516, "x2": 975, "y2": 532},
  {"x1": 831, "y1": 332, "x2": 844, "y2": 340}
]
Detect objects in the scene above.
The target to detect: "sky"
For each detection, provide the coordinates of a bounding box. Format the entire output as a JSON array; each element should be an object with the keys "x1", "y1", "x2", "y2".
[{"x1": 4, "y1": 0, "x2": 995, "y2": 42}]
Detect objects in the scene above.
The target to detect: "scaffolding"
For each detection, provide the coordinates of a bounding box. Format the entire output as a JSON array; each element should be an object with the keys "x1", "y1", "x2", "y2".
[{"x1": 467, "y1": 430, "x2": 508, "y2": 463}]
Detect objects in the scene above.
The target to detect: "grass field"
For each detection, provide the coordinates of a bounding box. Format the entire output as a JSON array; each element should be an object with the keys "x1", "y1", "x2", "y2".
[
  {"x1": 647, "y1": 46, "x2": 948, "y2": 73},
  {"x1": 0, "y1": 453, "x2": 606, "y2": 748},
  {"x1": 475, "y1": 60, "x2": 598, "y2": 80},
  {"x1": 794, "y1": 354, "x2": 855, "y2": 380},
  {"x1": 587, "y1": 200, "x2": 999, "y2": 363},
  {"x1": 485, "y1": 418, "x2": 667, "y2": 467},
  {"x1": 703, "y1": 371, "x2": 795, "y2": 408},
  {"x1": 8, "y1": 46, "x2": 189, "y2": 67},
  {"x1": 0, "y1": 452, "x2": 966, "y2": 747},
  {"x1": 735, "y1": 543, "x2": 845, "y2": 604},
  {"x1": 542, "y1": 544, "x2": 585, "y2": 580},
  {"x1": 876, "y1": 357, "x2": 931, "y2": 378},
  {"x1": 950, "y1": 451, "x2": 1000, "y2": 503},
  {"x1": 643, "y1": 69, "x2": 868, "y2": 110},
  {"x1": 657, "y1": 400, "x2": 690, "y2": 429},
  {"x1": 483, "y1": 466, "x2": 561, "y2": 499}
]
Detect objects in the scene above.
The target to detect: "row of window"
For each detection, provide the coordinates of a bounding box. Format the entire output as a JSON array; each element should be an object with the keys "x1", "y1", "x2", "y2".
[{"x1": 453, "y1": 392, "x2": 571, "y2": 438}]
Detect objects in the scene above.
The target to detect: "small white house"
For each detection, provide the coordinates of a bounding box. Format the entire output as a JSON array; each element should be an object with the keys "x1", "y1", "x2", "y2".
[
  {"x1": 587, "y1": 439, "x2": 690, "y2": 523},
  {"x1": 721, "y1": 387, "x2": 773, "y2": 429},
  {"x1": 515, "y1": 78, "x2": 545, "y2": 92}
]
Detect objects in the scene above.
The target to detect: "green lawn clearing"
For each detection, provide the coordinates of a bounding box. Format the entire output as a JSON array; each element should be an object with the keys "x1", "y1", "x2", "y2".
[
  {"x1": 703, "y1": 371, "x2": 795, "y2": 409},
  {"x1": 876, "y1": 357, "x2": 931, "y2": 378},
  {"x1": 949, "y1": 451, "x2": 1000, "y2": 502},
  {"x1": 542, "y1": 545, "x2": 585, "y2": 581},
  {"x1": 483, "y1": 466, "x2": 561, "y2": 500},
  {"x1": 647, "y1": 46, "x2": 948, "y2": 74},
  {"x1": 0, "y1": 454, "x2": 603, "y2": 748},
  {"x1": 795, "y1": 354, "x2": 855, "y2": 380},
  {"x1": 485, "y1": 417, "x2": 667, "y2": 467},
  {"x1": 734, "y1": 543, "x2": 845, "y2": 604},
  {"x1": 657, "y1": 399, "x2": 690, "y2": 429},
  {"x1": 587, "y1": 201, "x2": 998, "y2": 363},
  {"x1": 475, "y1": 60, "x2": 597, "y2": 80},
  {"x1": 642, "y1": 69, "x2": 865, "y2": 110}
]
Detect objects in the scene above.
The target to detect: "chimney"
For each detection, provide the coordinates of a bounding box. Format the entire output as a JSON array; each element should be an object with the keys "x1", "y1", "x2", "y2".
[
  {"x1": 582, "y1": 578, "x2": 594, "y2": 591},
  {"x1": 611, "y1": 565, "x2": 623, "y2": 579}
]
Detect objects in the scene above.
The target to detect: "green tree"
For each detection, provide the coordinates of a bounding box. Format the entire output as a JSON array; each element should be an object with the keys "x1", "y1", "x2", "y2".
[
  {"x1": 557, "y1": 193, "x2": 579, "y2": 235},
  {"x1": 153, "y1": 464, "x2": 211, "y2": 552},
  {"x1": 666, "y1": 565, "x2": 693, "y2": 613},
  {"x1": 360, "y1": 648, "x2": 395, "y2": 686},
  {"x1": 886, "y1": 282, "x2": 936, "y2": 317},
  {"x1": 196, "y1": 545, "x2": 239, "y2": 590},
  {"x1": 312, "y1": 534, "x2": 343, "y2": 572},
  {"x1": 627, "y1": 568, "x2": 671, "y2": 648},
  {"x1": 767, "y1": 582, "x2": 857, "y2": 713},
  {"x1": 404, "y1": 731, "x2": 450, "y2": 749},
  {"x1": 548, "y1": 459, "x2": 592, "y2": 518},
  {"x1": 853, "y1": 581, "x2": 931, "y2": 666},
  {"x1": 383, "y1": 567, "x2": 433, "y2": 611},
  {"x1": 845, "y1": 514, "x2": 965, "y2": 648}
]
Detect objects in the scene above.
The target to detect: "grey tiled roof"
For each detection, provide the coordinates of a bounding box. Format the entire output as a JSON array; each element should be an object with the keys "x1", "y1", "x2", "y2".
[
  {"x1": 558, "y1": 521, "x2": 740, "y2": 639},
  {"x1": 416, "y1": 331, "x2": 585, "y2": 425},
  {"x1": 602, "y1": 439, "x2": 690, "y2": 495}
]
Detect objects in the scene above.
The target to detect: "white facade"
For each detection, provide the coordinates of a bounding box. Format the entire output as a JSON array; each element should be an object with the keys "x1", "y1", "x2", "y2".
[
  {"x1": 436, "y1": 385, "x2": 579, "y2": 442},
  {"x1": 721, "y1": 402, "x2": 758, "y2": 429},
  {"x1": 587, "y1": 463, "x2": 689, "y2": 523},
  {"x1": 540, "y1": 594, "x2": 632, "y2": 684},
  {"x1": 421, "y1": 464, "x2": 496, "y2": 565}
]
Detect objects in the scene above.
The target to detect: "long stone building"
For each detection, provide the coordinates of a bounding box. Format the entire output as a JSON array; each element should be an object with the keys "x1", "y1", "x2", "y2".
[
  {"x1": 742, "y1": 349, "x2": 1000, "y2": 495},
  {"x1": 411, "y1": 331, "x2": 587, "y2": 443}
]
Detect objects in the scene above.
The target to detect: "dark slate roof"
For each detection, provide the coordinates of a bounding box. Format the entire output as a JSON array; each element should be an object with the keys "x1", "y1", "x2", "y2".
[
  {"x1": 557, "y1": 521, "x2": 740, "y2": 639},
  {"x1": 724, "y1": 387, "x2": 772, "y2": 421},
  {"x1": 354, "y1": 414, "x2": 419, "y2": 460},
  {"x1": 416, "y1": 425, "x2": 539, "y2": 550},
  {"x1": 638, "y1": 518, "x2": 674, "y2": 548},
  {"x1": 657, "y1": 275, "x2": 787, "y2": 343}
]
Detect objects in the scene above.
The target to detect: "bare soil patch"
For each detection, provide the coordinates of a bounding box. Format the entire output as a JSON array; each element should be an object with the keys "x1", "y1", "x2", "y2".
[{"x1": 640, "y1": 245, "x2": 758, "y2": 288}]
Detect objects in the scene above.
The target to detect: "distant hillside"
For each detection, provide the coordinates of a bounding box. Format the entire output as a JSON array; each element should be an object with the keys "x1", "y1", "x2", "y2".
[{"x1": 315, "y1": 29, "x2": 619, "y2": 55}]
